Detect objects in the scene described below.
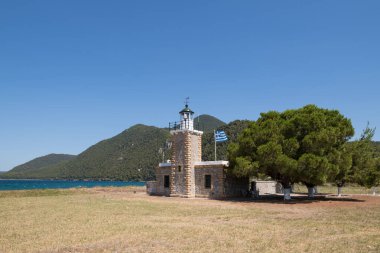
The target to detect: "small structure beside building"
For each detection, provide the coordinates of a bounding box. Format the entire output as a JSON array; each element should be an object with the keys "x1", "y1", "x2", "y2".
[
  {"x1": 148, "y1": 102, "x2": 249, "y2": 198},
  {"x1": 250, "y1": 180, "x2": 278, "y2": 195}
]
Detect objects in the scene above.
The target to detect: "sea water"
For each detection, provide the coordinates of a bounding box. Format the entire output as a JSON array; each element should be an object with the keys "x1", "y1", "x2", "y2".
[{"x1": 0, "y1": 179, "x2": 145, "y2": 191}]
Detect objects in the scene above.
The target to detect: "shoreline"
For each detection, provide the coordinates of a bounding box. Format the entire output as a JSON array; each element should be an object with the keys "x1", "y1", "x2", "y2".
[{"x1": 0, "y1": 179, "x2": 146, "y2": 191}]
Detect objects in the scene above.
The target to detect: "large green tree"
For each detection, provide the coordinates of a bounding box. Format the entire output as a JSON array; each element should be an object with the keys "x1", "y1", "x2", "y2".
[
  {"x1": 323, "y1": 125, "x2": 380, "y2": 196},
  {"x1": 349, "y1": 126, "x2": 380, "y2": 194},
  {"x1": 228, "y1": 105, "x2": 354, "y2": 199}
]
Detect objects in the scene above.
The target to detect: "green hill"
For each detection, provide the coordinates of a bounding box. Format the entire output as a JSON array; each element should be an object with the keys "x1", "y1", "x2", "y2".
[
  {"x1": 202, "y1": 120, "x2": 251, "y2": 161},
  {"x1": 1, "y1": 115, "x2": 236, "y2": 181},
  {"x1": 7, "y1": 124, "x2": 170, "y2": 181},
  {"x1": 1, "y1": 154, "x2": 76, "y2": 179},
  {"x1": 194, "y1": 114, "x2": 226, "y2": 132},
  {"x1": 57, "y1": 124, "x2": 170, "y2": 180}
]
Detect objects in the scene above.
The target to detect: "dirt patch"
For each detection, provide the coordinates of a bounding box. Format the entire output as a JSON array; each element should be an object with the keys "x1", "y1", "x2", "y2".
[
  {"x1": 239, "y1": 194, "x2": 380, "y2": 208},
  {"x1": 213, "y1": 194, "x2": 380, "y2": 219}
]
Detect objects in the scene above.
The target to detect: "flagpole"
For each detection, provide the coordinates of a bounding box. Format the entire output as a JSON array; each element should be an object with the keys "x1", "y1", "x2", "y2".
[{"x1": 214, "y1": 129, "x2": 217, "y2": 161}]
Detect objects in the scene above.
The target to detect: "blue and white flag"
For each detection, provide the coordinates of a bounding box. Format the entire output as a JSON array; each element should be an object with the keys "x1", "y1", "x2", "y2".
[{"x1": 215, "y1": 130, "x2": 228, "y2": 142}]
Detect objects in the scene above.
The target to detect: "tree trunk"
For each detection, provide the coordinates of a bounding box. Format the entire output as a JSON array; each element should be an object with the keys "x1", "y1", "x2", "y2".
[
  {"x1": 307, "y1": 187, "x2": 315, "y2": 198},
  {"x1": 314, "y1": 186, "x2": 318, "y2": 194},
  {"x1": 284, "y1": 188, "x2": 291, "y2": 201},
  {"x1": 372, "y1": 187, "x2": 377, "y2": 196},
  {"x1": 337, "y1": 186, "x2": 342, "y2": 197}
]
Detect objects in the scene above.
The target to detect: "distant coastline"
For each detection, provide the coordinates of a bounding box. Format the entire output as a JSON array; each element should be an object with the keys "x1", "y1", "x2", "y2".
[{"x1": 0, "y1": 179, "x2": 145, "y2": 191}]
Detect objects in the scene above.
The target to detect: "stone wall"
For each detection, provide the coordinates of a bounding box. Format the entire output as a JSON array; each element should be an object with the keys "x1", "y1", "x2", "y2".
[
  {"x1": 194, "y1": 164, "x2": 249, "y2": 198},
  {"x1": 194, "y1": 166, "x2": 224, "y2": 198},
  {"x1": 146, "y1": 181, "x2": 157, "y2": 195},
  {"x1": 169, "y1": 130, "x2": 203, "y2": 198},
  {"x1": 184, "y1": 131, "x2": 193, "y2": 197},
  {"x1": 191, "y1": 134, "x2": 202, "y2": 164},
  {"x1": 155, "y1": 127, "x2": 252, "y2": 199},
  {"x1": 253, "y1": 181, "x2": 278, "y2": 194},
  {"x1": 155, "y1": 166, "x2": 171, "y2": 196},
  {"x1": 172, "y1": 165, "x2": 186, "y2": 195}
]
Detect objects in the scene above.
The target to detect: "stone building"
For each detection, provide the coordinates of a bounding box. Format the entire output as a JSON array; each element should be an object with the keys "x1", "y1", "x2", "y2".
[{"x1": 147, "y1": 103, "x2": 249, "y2": 198}]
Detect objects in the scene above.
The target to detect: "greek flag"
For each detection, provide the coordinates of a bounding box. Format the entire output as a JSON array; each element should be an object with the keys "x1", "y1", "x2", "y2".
[{"x1": 215, "y1": 130, "x2": 228, "y2": 142}]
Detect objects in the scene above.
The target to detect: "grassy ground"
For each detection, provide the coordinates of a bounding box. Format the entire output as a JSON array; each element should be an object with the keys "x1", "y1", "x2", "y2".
[{"x1": 0, "y1": 187, "x2": 379, "y2": 253}]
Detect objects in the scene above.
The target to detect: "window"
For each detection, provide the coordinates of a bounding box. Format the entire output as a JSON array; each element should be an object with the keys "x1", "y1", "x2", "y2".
[
  {"x1": 164, "y1": 175, "x2": 170, "y2": 188},
  {"x1": 178, "y1": 165, "x2": 182, "y2": 172},
  {"x1": 205, "y1": 175, "x2": 211, "y2": 189}
]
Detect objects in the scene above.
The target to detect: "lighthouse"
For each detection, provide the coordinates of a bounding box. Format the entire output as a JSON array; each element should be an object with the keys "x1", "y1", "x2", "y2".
[
  {"x1": 168, "y1": 101, "x2": 203, "y2": 198},
  {"x1": 149, "y1": 101, "x2": 249, "y2": 199}
]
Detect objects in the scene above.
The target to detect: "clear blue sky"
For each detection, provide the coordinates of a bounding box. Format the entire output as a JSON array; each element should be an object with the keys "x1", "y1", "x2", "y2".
[{"x1": 1, "y1": 1, "x2": 379, "y2": 171}]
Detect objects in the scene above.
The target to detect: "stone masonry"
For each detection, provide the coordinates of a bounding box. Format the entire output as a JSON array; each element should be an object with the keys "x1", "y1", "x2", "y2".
[{"x1": 151, "y1": 103, "x2": 251, "y2": 199}]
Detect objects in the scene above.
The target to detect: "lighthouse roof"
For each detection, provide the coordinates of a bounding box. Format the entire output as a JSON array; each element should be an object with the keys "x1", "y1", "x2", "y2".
[{"x1": 179, "y1": 104, "x2": 194, "y2": 114}]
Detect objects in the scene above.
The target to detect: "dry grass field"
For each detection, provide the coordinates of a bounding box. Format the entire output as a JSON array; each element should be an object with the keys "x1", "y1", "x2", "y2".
[
  {"x1": 293, "y1": 184, "x2": 379, "y2": 195},
  {"x1": 0, "y1": 187, "x2": 379, "y2": 253}
]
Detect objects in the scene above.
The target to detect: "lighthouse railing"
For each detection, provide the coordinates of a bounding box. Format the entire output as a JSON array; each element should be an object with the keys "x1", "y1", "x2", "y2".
[{"x1": 169, "y1": 121, "x2": 201, "y2": 131}]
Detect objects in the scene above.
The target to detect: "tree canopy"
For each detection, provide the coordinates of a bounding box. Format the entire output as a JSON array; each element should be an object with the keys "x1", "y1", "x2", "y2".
[
  {"x1": 228, "y1": 105, "x2": 355, "y2": 190},
  {"x1": 349, "y1": 126, "x2": 380, "y2": 188}
]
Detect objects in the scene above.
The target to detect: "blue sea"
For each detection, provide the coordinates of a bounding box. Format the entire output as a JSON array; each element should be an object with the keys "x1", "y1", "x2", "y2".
[{"x1": 0, "y1": 179, "x2": 145, "y2": 191}]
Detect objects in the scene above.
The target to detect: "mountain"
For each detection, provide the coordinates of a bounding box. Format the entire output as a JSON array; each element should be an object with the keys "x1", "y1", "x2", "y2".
[
  {"x1": 3, "y1": 124, "x2": 170, "y2": 180},
  {"x1": 202, "y1": 120, "x2": 251, "y2": 161},
  {"x1": 1, "y1": 154, "x2": 76, "y2": 179},
  {"x1": 1, "y1": 115, "x2": 233, "y2": 180},
  {"x1": 194, "y1": 114, "x2": 226, "y2": 132},
  {"x1": 53, "y1": 124, "x2": 170, "y2": 180}
]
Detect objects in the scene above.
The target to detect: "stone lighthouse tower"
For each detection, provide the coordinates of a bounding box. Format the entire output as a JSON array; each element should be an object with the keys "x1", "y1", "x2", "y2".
[
  {"x1": 169, "y1": 102, "x2": 203, "y2": 197},
  {"x1": 149, "y1": 101, "x2": 250, "y2": 198}
]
